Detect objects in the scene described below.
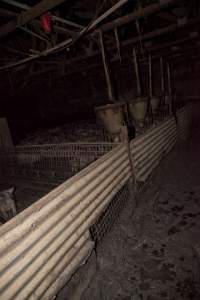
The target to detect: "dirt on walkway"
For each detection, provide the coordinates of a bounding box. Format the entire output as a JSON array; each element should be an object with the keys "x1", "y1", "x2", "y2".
[{"x1": 82, "y1": 135, "x2": 200, "y2": 300}]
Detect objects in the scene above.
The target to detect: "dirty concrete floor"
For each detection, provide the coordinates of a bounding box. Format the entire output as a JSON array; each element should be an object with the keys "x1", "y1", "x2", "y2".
[{"x1": 82, "y1": 134, "x2": 200, "y2": 300}]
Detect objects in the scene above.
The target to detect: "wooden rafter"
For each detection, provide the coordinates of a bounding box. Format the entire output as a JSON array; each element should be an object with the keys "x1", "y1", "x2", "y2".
[
  {"x1": 0, "y1": 0, "x2": 69, "y2": 38},
  {"x1": 100, "y1": 0, "x2": 180, "y2": 32},
  {"x1": 0, "y1": 0, "x2": 194, "y2": 74},
  {"x1": 34, "y1": 16, "x2": 200, "y2": 69},
  {"x1": 0, "y1": 0, "x2": 130, "y2": 70}
]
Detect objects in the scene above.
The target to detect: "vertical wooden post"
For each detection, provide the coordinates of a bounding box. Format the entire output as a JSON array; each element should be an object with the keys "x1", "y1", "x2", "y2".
[
  {"x1": 167, "y1": 61, "x2": 172, "y2": 113},
  {"x1": 133, "y1": 48, "x2": 142, "y2": 96},
  {"x1": 114, "y1": 27, "x2": 121, "y2": 63},
  {"x1": 160, "y1": 57, "x2": 165, "y2": 96},
  {"x1": 120, "y1": 126, "x2": 137, "y2": 208},
  {"x1": 148, "y1": 53, "x2": 154, "y2": 123},
  {"x1": 149, "y1": 53, "x2": 153, "y2": 98},
  {"x1": 99, "y1": 30, "x2": 115, "y2": 102},
  {"x1": 167, "y1": 62, "x2": 172, "y2": 95},
  {"x1": 160, "y1": 56, "x2": 166, "y2": 116}
]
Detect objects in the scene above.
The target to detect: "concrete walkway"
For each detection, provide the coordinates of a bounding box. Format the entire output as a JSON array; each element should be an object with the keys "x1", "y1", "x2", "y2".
[{"x1": 82, "y1": 134, "x2": 200, "y2": 300}]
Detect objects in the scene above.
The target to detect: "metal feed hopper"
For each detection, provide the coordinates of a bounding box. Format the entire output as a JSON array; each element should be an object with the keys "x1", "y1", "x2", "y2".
[
  {"x1": 128, "y1": 97, "x2": 148, "y2": 128},
  {"x1": 95, "y1": 102, "x2": 126, "y2": 140}
]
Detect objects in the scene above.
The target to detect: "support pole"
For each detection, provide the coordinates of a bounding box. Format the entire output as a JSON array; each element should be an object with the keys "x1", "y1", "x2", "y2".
[
  {"x1": 148, "y1": 52, "x2": 154, "y2": 123},
  {"x1": 133, "y1": 48, "x2": 142, "y2": 96},
  {"x1": 99, "y1": 30, "x2": 115, "y2": 102},
  {"x1": 149, "y1": 53, "x2": 153, "y2": 98},
  {"x1": 114, "y1": 27, "x2": 121, "y2": 62},
  {"x1": 160, "y1": 56, "x2": 166, "y2": 113},
  {"x1": 167, "y1": 61, "x2": 172, "y2": 113},
  {"x1": 160, "y1": 57, "x2": 165, "y2": 96}
]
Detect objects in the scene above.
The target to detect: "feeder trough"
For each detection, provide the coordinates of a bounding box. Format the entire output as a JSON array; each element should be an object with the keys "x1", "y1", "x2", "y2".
[
  {"x1": 95, "y1": 102, "x2": 126, "y2": 137},
  {"x1": 128, "y1": 97, "x2": 148, "y2": 128},
  {"x1": 150, "y1": 96, "x2": 160, "y2": 115}
]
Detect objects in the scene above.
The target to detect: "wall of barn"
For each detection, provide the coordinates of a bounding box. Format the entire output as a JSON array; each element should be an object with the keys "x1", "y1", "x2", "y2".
[{"x1": 174, "y1": 59, "x2": 200, "y2": 102}]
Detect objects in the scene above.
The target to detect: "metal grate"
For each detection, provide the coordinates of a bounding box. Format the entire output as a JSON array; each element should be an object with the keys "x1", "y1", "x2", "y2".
[
  {"x1": 0, "y1": 143, "x2": 118, "y2": 183},
  {"x1": 90, "y1": 183, "x2": 129, "y2": 244}
]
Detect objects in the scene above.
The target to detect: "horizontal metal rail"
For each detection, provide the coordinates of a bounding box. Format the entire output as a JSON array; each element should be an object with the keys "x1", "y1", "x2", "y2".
[
  {"x1": 130, "y1": 117, "x2": 177, "y2": 182},
  {"x1": 0, "y1": 144, "x2": 131, "y2": 300}
]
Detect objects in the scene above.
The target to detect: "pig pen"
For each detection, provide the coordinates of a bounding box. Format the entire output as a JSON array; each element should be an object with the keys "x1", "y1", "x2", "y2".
[
  {"x1": 0, "y1": 103, "x2": 198, "y2": 300},
  {"x1": 0, "y1": 142, "x2": 117, "y2": 215},
  {"x1": 0, "y1": 140, "x2": 131, "y2": 300},
  {"x1": 0, "y1": 121, "x2": 115, "y2": 215}
]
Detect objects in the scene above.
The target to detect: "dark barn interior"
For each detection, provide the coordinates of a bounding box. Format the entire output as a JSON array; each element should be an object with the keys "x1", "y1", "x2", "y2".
[{"x1": 0, "y1": 1, "x2": 200, "y2": 300}]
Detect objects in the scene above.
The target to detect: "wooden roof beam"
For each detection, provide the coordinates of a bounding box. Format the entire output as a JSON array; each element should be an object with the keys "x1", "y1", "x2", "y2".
[
  {"x1": 1, "y1": 0, "x2": 84, "y2": 30},
  {"x1": 0, "y1": 5, "x2": 72, "y2": 36},
  {"x1": 0, "y1": 0, "x2": 69, "y2": 38},
  {"x1": 52, "y1": 16, "x2": 200, "y2": 67},
  {"x1": 100, "y1": 0, "x2": 181, "y2": 32}
]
